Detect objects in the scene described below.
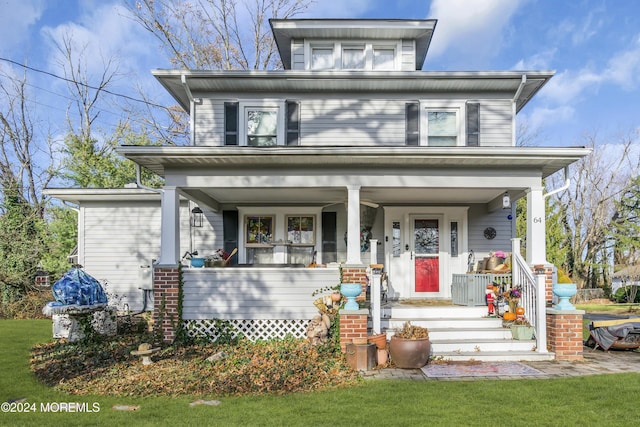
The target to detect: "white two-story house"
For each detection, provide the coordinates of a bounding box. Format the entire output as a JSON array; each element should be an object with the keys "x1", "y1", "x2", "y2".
[{"x1": 47, "y1": 19, "x2": 590, "y2": 355}]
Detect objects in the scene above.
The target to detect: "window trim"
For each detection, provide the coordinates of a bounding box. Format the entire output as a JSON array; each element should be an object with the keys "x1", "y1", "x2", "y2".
[
  {"x1": 419, "y1": 101, "x2": 464, "y2": 147},
  {"x1": 305, "y1": 40, "x2": 401, "y2": 70},
  {"x1": 238, "y1": 100, "x2": 286, "y2": 146},
  {"x1": 286, "y1": 214, "x2": 316, "y2": 245}
]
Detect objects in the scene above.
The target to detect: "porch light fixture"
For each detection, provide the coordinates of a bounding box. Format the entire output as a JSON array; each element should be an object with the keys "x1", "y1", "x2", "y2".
[
  {"x1": 191, "y1": 207, "x2": 203, "y2": 228},
  {"x1": 502, "y1": 192, "x2": 511, "y2": 209}
]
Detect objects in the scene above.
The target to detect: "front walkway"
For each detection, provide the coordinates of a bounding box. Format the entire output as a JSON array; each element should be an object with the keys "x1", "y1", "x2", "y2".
[{"x1": 362, "y1": 346, "x2": 640, "y2": 381}]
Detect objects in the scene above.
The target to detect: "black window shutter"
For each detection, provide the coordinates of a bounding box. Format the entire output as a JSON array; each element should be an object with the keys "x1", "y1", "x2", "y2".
[
  {"x1": 405, "y1": 102, "x2": 419, "y2": 146},
  {"x1": 222, "y1": 210, "x2": 239, "y2": 265},
  {"x1": 466, "y1": 102, "x2": 480, "y2": 147},
  {"x1": 224, "y1": 102, "x2": 238, "y2": 145},
  {"x1": 286, "y1": 101, "x2": 300, "y2": 146}
]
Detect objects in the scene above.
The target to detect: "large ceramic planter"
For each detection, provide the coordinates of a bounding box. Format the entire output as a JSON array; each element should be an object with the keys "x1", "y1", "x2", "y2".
[
  {"x1": 388, "y1": 336, "x2": 431, "y2": 369},
  {"x1": 340, "y1": 283, "x2": 362, "y2": 310},
  {"x1": 553, "y1": 283, "x2": 577, "y2": 310}
]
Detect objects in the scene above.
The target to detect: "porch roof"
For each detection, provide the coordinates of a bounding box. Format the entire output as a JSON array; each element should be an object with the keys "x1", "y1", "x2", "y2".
[{"x1": 117, "y1": 145, "x2": 590, "y2": 179}]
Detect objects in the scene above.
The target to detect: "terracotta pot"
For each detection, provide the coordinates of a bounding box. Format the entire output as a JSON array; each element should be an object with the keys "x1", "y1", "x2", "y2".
[
  {"x1": 368, "y1": 333, "x2": 387, "y2": 349},
  {"x1": 388, "y1": 336, "x2": 431, "y2": 369}
]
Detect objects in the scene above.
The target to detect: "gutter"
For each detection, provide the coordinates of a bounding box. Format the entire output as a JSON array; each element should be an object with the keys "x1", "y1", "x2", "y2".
[
  {"x1": 135, "y1": 164, "x2": 162, "y2": 194},
  {"x1": 181, "y1": 74, "x2": 198, "y2": 146},
  {"x1": 544, "y1": 166, "x2": 570, "y2": 199}
]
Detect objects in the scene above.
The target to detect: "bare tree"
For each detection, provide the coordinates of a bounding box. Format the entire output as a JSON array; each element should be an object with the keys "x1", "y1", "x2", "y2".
[
  {"x1": 0, "y1": 67, "x2": 55, "y2": 212},
  {"x1": 550, "y1": 131, "x2": 639, "y2": 288},
  {"x1": 126, "y1": 0, "x2": 313, "y2": 70}
]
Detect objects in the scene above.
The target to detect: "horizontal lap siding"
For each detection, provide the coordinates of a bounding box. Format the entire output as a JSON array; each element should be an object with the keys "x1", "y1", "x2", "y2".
[
  {"x1": 81, "y1": 201, "x2": 191, "y2": 310},
  {"x1": 301, "y1": 99, "x2": 406, "y2": 146},
  {"x1": 195, "y1": 99, "x2": 224, "y2": 146},
  {"x1": 182, "y1": 268, "x2": 340, "y2": 320},
  {"x1": 401, "y1": 39, "x2": 415, "y2": 71},
  {"x1": 467, "y1": 204, "x2": 512, "y2": 259},
  {"x1": 292, "y1": 39, "x2": 304, "y2": 70},
  {"x1": 480, "y1": 100, "x2": 512, "y2": 147}
]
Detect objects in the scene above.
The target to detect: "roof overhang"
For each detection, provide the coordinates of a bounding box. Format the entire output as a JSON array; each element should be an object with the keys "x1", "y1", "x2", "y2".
[
  {"x1": 154, "y1": 69, "x2": 553, "y2": 113},
  {"x1": 269, "y1": 18, "x2": 437, "y2": 69},
  {"x1": 116, "y1": 145, "x2": 591, "y2": 179},
  {"x1": 43, "y1": 188, "x2": 163, "y2": 204}
]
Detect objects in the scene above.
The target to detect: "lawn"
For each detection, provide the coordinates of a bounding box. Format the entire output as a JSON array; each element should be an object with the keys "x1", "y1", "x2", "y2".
[{"x1": 2, "y1": 320, "x2": 640, "y2": 426}]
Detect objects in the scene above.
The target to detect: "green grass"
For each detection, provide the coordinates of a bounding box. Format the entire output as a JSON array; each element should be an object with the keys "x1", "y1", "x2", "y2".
[
  {"x1": 575, "y1": 303, "x2": 640, "y2": 315},
  {"x1": 2, "y1": 320, "x2": 640, "y2": 426}
]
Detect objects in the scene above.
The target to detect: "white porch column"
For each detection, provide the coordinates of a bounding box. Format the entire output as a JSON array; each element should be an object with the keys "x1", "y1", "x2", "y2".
[
  {"x1": 157, "y1": 186, "x2": 180, "y2": 266},
  {"x1": 526, "y1": 186, "x2": 547, "y2": 265},
  {"x1": 346, "y1": 185, "x2": 362, "y2": 265}
]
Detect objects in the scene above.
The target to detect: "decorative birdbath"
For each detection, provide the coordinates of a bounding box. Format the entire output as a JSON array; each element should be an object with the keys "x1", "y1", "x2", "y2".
[
  {"x1": 340, "y1": 283, "x2": 362, "y2": 310},
  {"x1": 552, "y1": 283, "x2": 577, "y2": 310},
  {"x1": 130, "y1": 343, "x2": 161, "y2": 365}
]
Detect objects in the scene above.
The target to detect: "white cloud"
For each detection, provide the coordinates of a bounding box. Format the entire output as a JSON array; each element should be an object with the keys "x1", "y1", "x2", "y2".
[
  {"x1": 0, "y1": 0, "x2": 46, "y2": 55},
  {"x1": 426, "y1": 0, "x2": 525, "y2": 62},
  {"x1": 603, "y1": 34, "x2": 640, "y2": 90},
  {"x1": 525, "y1": 105, "x2": 575, "y2": 130},
  {"x1": 513, "y1": 48, "x2": 557, "y2": 70}
]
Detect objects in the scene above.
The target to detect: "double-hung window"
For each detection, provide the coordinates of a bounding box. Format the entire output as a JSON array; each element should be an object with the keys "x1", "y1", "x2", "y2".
[
  {"x1": 246, "y1": 107, "x2": 278, "y2": 146},
  {"x1": 427, "y1": 110, "x2": 458, "y2": 146}
]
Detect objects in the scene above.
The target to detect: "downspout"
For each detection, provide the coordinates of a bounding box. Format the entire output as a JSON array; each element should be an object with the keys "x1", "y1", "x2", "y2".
[
  {"x1": 512, "y1": 74, "x2": 526, "y2": 145},
  {"x1": 181, "y1": 74, "x2": 196, "y2": 146},
  {"x1": 135, "y1": 164, "x2": 162, "y2": 194},
  {"x1": 543, "y1": 166, "x2": 570, "y2": 199}
]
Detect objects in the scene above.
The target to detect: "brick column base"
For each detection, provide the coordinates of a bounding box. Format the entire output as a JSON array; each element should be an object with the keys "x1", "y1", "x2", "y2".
[
  {"x1": 339, "y1": 309, "x2": 369, "y2": 353},
  {"x1": 533, "y1": 264, "x2": 554, "y2": 305},
  {"x1": 546, "y1": 309, "x2": 584, "y2": 361},
  {"x1": 153, "y1": 266, "x2": 180, "y2": 343},
  {"x1": 341, "y1": 267, "x2": 367, "y2": 301}
]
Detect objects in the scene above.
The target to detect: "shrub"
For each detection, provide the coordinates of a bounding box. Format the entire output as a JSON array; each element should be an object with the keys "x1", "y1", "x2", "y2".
[
  {"x1": 613, "y1": 286, "x2": 640, "y2": 303},
  {"x1": 0, "y1": 291, "x2": 50, "y2": 319}
]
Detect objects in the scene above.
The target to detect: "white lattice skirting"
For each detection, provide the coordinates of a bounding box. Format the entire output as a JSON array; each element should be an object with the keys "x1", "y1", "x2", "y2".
[{"x1": 183, "y1": 319, "x2": 308, "y2": 341}]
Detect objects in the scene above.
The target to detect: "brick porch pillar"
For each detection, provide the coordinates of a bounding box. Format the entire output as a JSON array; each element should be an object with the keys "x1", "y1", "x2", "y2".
[
  {"x1": 546, "y1": 309, "x2": 584, "y2": 361},
  {"x1": 341, "y1": 266, "x2": 367, "y2": 301},
  {"x1": 153, "y1": 266, "x2": 180, "y2": 343},
  {"x1": 533, "y1": 264, "x2": 554, "y2": 305},
  {"x1": 339, "y1": 309, "x2": 369, "y2": 353}
]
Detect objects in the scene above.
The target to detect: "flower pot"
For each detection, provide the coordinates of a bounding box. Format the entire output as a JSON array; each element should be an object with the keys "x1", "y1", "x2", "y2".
[
  {"x1": 552, "y1": 283, "x2": 577, "y2": 310},
  {"x1": 340, "y1": 283, "x2": 362, "y2": 310},
  {"x1": 510, "y1": 324, "x2": 535, "y2": 340},
  {"x1": 388, "y1": 336, "x2": 431, "y2": 369},
  {"x1": 190, "y1": 257, "x2": 205, "y2": 268},
  {"x1": 368, "y1": 333, "x2": 387, "y2": 349}
]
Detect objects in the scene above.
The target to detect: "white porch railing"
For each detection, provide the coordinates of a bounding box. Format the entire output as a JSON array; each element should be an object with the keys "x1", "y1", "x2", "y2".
[{"x1": 511, "y1": 238, "x2": 548, "y2": 354}]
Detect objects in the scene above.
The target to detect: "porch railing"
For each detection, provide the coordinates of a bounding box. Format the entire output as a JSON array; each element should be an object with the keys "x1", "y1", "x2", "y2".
[{"x1": 511, "y1": 238, "x2": 548, "y2": 354}]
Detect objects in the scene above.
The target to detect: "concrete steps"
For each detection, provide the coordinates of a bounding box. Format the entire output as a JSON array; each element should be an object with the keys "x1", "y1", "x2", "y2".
[{"x1": 378, "y1": 303, "x2": 554, "y2": 362}]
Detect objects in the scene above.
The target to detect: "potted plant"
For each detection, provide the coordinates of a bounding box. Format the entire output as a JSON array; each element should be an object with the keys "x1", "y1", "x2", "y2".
[
  {"x1": 510, "y1": 319, "x2": 535, "y2": 340},
  {"x1": 388, "y1": 321, "x2": 431, "y2": 369}
]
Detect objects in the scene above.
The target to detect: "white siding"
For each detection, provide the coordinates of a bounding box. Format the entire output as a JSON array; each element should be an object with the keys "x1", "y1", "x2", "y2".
[
  {"x1": 480, "y1": 100, "x2": 512, "y2": 147},
  {"x1": 291, "y1": 39, "x2": 304, "y2": 70},
  {"x1": 301, "y1": 99, "x2": 406, "y2": 146},
  {"x1": 194, "y1": 98, "x2": 225, "y2": 146},
  {"x1": 467, "y1": 204, "x2": 512, "y2": 260},
  {"x1": 181, "y1": 267, "x2": 340, "y2": 319},
  {"x1": 401, "y1": 39, "x2": 415, "y2": 71},
  {"x1": 79, "y1": 201, "x2": 224, "y2": 311}
]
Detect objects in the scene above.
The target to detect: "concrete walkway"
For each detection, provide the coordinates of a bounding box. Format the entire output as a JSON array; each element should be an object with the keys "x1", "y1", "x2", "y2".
[{"x1": 361, "y1": 346, "x2": 640, "y2": 381}]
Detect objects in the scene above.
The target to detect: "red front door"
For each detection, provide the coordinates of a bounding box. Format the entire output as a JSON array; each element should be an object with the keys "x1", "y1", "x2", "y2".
[{"x1": 413, "y1": 218, "x2": 440, "y2": 293}]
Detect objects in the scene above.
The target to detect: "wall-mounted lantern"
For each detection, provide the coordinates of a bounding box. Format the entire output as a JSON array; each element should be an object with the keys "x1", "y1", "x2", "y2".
[
  {"x1": 502, "y1": 192, "x2": 511, "y2": 209},
  {"x1": 191, "y1": 207, "x2": 203, "y2": 228}
]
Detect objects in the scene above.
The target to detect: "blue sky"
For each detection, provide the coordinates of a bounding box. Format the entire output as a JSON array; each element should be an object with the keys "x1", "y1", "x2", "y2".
[{"x1": 1, "y1": 0, "x2": 640, "y2": 149}]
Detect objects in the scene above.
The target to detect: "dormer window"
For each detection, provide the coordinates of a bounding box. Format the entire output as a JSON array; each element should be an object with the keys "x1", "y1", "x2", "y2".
[{"x1": 306, "y1": 40, "x2": 400, "y2": 70}]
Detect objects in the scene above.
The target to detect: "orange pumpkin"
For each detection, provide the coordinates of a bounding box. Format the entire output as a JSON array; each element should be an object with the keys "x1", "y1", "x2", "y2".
[
  {"x1": 503, "y1": 312, "x2": 517, "y2": 321},
  {"x1": 515, "y1": 307, "x2": 525, "y2": 316}
]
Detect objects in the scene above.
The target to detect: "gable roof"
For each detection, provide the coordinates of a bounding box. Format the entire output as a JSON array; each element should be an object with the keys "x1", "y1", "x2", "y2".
[{"x1": 269, "y1": 18, "x2": 437, "y2": 70}]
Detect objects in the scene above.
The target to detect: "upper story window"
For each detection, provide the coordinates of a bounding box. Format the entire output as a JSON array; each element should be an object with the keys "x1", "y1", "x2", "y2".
[
  {"x1": 427, "y1": 110, "x2": 458, "y2": 146},
  {"x1": 246, "y1": 108, "x2": 278, "y2": 146},
  {"x1": 373, "y1": 47, "x2": 395, "y2": 70},
  {"x1": 225, "y1": 100, "x2": 300, "y2": 147},
  {"x1": 311, "y1": 46, "x2": 334, "y2": 70},
  {"x1": 306, "y1": 40, "x2": 400, "y2": 70}
]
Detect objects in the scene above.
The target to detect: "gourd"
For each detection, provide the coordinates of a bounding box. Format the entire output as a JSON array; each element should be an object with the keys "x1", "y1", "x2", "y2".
[
  {"x1": 515, "y1": 307, "x2": 525, "y2": 316},
  {"x1": 503, "y1": 312, "x2": 517, "y2": 321}
]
